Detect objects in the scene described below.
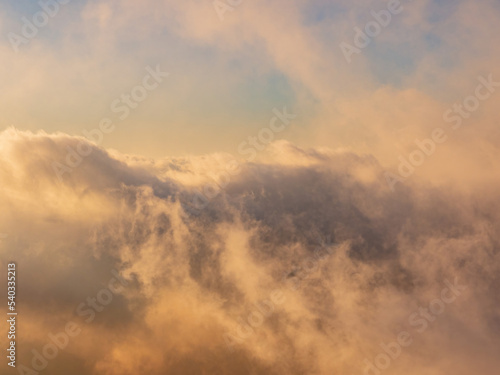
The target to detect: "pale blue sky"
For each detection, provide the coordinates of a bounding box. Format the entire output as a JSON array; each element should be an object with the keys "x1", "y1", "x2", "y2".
[{"x1": 1, "y1": 0, "x2": 498, "y2": 157}]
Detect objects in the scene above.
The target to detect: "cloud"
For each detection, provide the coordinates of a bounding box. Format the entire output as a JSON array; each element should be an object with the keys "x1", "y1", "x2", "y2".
[{"x1": 0, "y1": 128, "x2": 499, "y2": 374}]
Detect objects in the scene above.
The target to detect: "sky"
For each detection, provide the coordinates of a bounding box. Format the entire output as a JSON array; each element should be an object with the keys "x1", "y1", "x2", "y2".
[
  {"x1": 0, "y1": 0, "x2": 499, "y2": 374},
  {"x1": 0, "y1": 0, "x2": 498, "y2": 165}
]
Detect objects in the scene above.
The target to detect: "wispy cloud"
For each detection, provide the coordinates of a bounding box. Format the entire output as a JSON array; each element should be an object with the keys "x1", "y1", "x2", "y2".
[{"x1": 0, "y1": 129, "x2": 498, "y2": 374}]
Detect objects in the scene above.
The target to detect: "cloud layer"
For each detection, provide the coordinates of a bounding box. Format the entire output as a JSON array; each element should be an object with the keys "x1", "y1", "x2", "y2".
[{"x1": 0, "y1": 128, "x2": 499, "y2": 374}]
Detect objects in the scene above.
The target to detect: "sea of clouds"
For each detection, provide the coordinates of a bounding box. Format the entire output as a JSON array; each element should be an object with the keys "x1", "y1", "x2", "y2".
[{"x1": 0, "y1": 127, "x2": 499, "y2": 375}]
